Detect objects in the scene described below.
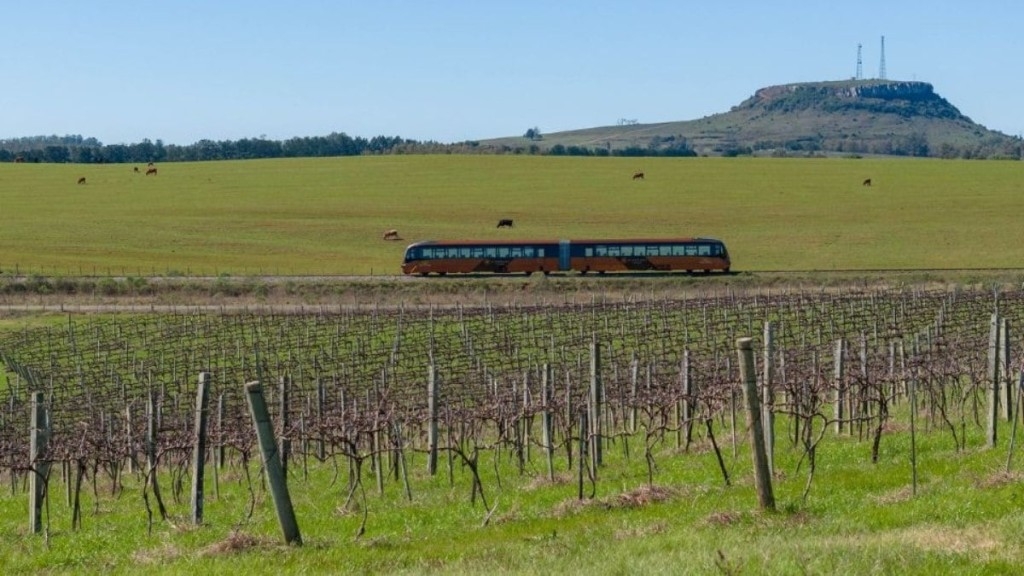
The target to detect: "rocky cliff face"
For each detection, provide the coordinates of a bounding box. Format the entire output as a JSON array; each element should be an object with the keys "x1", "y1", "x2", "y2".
[{"x1": 739, "y1": 80, "x2": 965, "y2": 120}]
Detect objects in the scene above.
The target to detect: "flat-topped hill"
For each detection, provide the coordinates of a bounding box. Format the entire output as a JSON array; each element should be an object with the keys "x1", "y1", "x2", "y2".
[{"x1": 481, "y1": 80, "x2": 1021, "y2": 158}]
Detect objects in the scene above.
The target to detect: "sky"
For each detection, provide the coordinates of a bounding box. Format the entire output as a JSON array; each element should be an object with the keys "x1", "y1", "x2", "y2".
[{"x1": 2, "y1": 1, "x2": 1022, "y2": 146}]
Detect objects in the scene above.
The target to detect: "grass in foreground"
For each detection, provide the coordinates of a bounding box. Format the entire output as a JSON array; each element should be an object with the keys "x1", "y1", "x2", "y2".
[{"x1": 2, "y1": 416, "x2": 1023, "y2": 575}]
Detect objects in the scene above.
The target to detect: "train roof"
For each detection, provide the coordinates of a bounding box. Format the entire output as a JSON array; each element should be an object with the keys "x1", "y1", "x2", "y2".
[
  {"x1": 404, "y1": 237, "x2": 724, "y2": 249},
  {"x1": 569, "y1": 237, "x2": 724, "y2": 244}
]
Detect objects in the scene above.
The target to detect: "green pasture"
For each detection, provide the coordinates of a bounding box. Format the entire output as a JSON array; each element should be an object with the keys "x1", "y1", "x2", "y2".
[
  {"x1": 2, "y1": 414, "x2": 1022, "y2": 574},
  {"x1": 0, "y1": 156, "x2": 1022, "y2": 276}
]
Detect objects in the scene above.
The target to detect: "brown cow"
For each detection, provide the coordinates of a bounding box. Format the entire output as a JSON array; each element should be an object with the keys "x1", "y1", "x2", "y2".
[
  {"x1": 146, "y1": 167, "x2": 158, "y2": 175},
  {"x1": 382, "y1": 229, "x2": 400, "y2": 241},
  {"x1": 497, "y1": 218, "x2": 514, "y2": 228},
  {"x1": 862, "y1": 178, "x2": 872, "y2": 186},
  {"x1": 77, "y1": 177, "x2": 86, "y2": 184},
  {"x1": 632, "y1": 171, "x2": 645, "y2": 180}
]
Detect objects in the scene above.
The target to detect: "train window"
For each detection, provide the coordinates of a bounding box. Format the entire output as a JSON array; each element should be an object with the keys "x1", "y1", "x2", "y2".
[
  {"x1": 585, "y1": 247, "x2": 594, "y2": 257},
  {"x1": 712, "y1": 244, "x2": 723, "y2": 256},
  {"x1": 607, "y1": 245, "x2": 620, "y2": 256},
  {"x1": 445, "y1": 247, "x2": 458, "y2": 258},
  {"x1": 596, "y1": 246, "x2": 607, "y2": 256},
  {"x1": 660, "y1": 245, "x2": 672, "y2": 256},
  {"x1": 523, "y1": 247, "x2": 535, "y2": 257},
  {"x1": 698, "y1": 244, "x2": 711, "y2": 256},
  {"x1": 511, "y1": 247, "x2": 523, "y2": 258},
  {"x1": 498, "y1": 247, "x2": 510, "y2": 258},
  {"x1": 472, "y1": 247, "x2": 484, "y2": 258},
  {"x1": 672, "y1": 245, "x2": 685, "y2": 256},
  {"x1": 621, "y1": 245, "x2": 633, "y2": 256},
  {"x1": 459, "y1": 248, "x2": 471, "y2": 258},
  {"x1": 421, "y1": 248, "x2": 434, "y2": 259},
  {"x1": 538, "y1": 248, "x2": 545, "y2": 257},
  {"x1": 685, "y1": 245, "x2": 698, "y2": 256}
]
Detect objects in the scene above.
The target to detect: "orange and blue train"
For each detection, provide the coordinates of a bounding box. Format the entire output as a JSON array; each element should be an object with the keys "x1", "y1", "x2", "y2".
[{"x1": 401, "y1": 237, "x2": 730, "y2": 276}]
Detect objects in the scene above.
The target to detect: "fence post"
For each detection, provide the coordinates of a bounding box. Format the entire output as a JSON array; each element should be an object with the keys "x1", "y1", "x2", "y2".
[
  {"x1": 987, "y1": 313, "x2": 1000, "y2": 448},
  {"x1": 833, "y1": 339, "x2": 845, "y2": 435},
  {"x1": 190, "y1": 372, "x2": 211, "y2": 525},
  {"x1": 29, "y1": 392, "x2": 50, "y2": 534},
  {"x1": 146, "y1": 391, "x2": 167, "y2": 520},
  {"x1": 1000, "y1": 318, "x2": 1012, "y2": 422},
  {"x1": 762, "y1": 322, "x2": 775, "y2": 476},
  {"x1": 738, "y1": 338, "x2": 775, "y2": 512},
  {"x1": 542, "y1": 363, "x2": 554, "y2": 481},
  {"x1": 245, "y1": 381, "x2": 302, "y2": 545},
  {"x1": 427, "y1": 364, "x2": 439, "y2": 475},
  {"x1": 279, "y1": 376, "x2": 291, "y2": 482},
  {"x1": 589, "y1": 338, "x2": 602, "y2": 469}
]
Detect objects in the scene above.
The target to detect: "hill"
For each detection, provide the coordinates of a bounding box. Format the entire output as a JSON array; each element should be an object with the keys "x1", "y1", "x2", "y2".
[{"x1": 481, "y1": 80, "x2": 1022, "y2": 159}]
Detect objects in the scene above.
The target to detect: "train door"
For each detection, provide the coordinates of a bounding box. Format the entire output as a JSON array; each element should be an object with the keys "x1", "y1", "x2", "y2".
[{"x1": 558, "y1": 240, "x2": 571, "y2": 271}]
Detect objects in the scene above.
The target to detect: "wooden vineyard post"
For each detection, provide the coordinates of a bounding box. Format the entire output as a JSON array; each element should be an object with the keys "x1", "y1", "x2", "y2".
[
  {"x1": 909, "y1": 375, "x2": 918, "y2": 496},
  {"x1": 541, "y1": 363, "x2": 555, "y2": 481},
  {"x1": 190, "y1": 372, "x2": 211, "y2": 525},
  {"x1": 316, "y1": 379, "x2": 326, "y2": 461},
  {"x1": 577, "y1": 410, "x2": 588, "y2": 500},
  {"x1": 629, "y1": 355, "x2": 639, "y2": 434},
  {"x1": 216, "y1": 392, "x2": 226, "y2": 469},
  {"x1": 589, "y1": 338, "x2": 603, "y2": 469},
  {"x1": 279, "y1": 376, "x2": 291, "y2": 482},
  {"x1": 1000, "y1": 318, "x2": 1012, "y2": 422},
  {"x1": 146, "y1": 391, "x2": 167, "y2": 521},
  {"x1": 762, "y1": 321, "x2": 775, "y2": 476},
  {"x1": 245, "y1": 381, "x2": 302, "y2": 545},
  {"x1": 427, "y1": 364, "x2": 439, "y2": 476},
  {"x1": 682, "y1": 350, "x2": 696, "y2": 450},
  {"x1": 737, "y1": 338, "x2": 775, "y2": 512},
  {"x1": 28, "y1": 391, "x2": 50, "y2": 534},
  {"x1": 833, "y1": 339, "x2": 845, "y2": 435},
  {"x1": 987, "y1": 313, "x2": 1000, "y2": 448}
]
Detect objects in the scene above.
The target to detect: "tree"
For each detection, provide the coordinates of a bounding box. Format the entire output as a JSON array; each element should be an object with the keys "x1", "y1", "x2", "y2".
[{"x1": 524, "y1": 127, "x2": 542, "y2": 141}]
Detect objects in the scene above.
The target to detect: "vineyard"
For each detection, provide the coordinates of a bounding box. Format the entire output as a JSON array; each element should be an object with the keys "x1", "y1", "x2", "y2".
[{"x1": 0, "y1": 285, "x2": 1021, "y2": 549}]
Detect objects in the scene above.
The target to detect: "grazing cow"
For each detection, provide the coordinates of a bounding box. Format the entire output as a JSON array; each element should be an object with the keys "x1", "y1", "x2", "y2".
[
  {"x1": 382, "y1": 229, "x2": 400, "y2": 241},
  {"x1": 134, "y1": 166, "x2": 140, "y2": 173},
  {"x1": 632, "y1": 171, "x2": 645, "y2": 180},
  {"x1": 497, "y1": 218, "x2": 514, "y2": 228},
  {"x1": 146, "y1": 167, "x2": 158, "y2": 176},
  {"x1": 862, "y1": 178, "x2": 872, "y2": 186},
  {"x1": 77, "y1": 177, "x2": 86, "y2": 184}
]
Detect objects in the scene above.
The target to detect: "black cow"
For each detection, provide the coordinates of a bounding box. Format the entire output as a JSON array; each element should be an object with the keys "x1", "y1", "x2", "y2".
[
  {"x1": 862, "y1": 178, "x2": 872, "y2": 186},
  {"x1": 632, "y1": 171, "x2": 645, "y2": 180},
  {"x1": 497, "y1": 218, "x2": 514, "y2": 228}
]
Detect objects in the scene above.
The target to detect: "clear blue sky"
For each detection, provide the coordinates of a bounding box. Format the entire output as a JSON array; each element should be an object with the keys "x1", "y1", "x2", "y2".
[{"x1": 3, "y1": 1, "x2": 1021, "y2": 145}]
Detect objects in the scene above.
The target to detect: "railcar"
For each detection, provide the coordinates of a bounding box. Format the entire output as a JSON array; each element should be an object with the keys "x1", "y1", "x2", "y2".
[{"x1": 401, "y1": 238, "x2": 730, "y2": 276}]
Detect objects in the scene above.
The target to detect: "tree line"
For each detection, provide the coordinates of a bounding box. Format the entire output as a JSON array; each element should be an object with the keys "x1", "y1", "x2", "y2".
[
  {"x1": 3, "y1": 130, "x2": 1017, "y2": 162},
  {"x1": 0, "y1": 133, "x2": 414, "y2": 164},
  {"x1": 1, "y1": 132, "x2": 700, "y2": 164}
]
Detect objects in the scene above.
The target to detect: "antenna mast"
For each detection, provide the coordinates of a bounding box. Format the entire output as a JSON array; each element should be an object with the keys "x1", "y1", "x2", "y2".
[
  {"x1": 878, "y1": 35, "x2": 887, "y2": 80},
  {"x1": 856, "y1": 43, "x2": 863, "y2": 80}
]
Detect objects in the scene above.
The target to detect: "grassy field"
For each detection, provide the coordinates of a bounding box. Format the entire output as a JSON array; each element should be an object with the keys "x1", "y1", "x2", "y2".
[
  {"x1": 2, "y1": 414, "x2": 1023, "y2": 575},
  {"x1": 1, "y1": 156, "x2": 1023, "y2": 276}
]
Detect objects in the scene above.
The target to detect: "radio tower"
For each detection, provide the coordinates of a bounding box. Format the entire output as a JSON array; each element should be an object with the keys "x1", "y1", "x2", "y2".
[
  {"x1": 878, "y1": 35, "x2": 887, "y2": 80},
  {"x1": 856, "y1": 43, "x2": 863, "y2": 80}
]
